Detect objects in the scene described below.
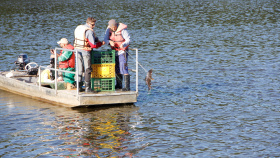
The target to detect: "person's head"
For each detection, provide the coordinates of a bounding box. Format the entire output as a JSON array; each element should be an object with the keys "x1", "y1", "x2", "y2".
[
  {"x1": 57, "y1": 38, "x2": 68, "y2": 48},
  {"x1": 108, "y1": 19, "x2": 118, "y2": 31},
  {"x1": 86, "y1": 17, "x2": 96, "y2": 29}
]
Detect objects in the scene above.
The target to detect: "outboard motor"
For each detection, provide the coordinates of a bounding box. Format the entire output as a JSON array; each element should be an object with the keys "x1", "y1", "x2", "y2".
[{"x1": 14, "y1": 54, "x2": 30, "y2": 70}]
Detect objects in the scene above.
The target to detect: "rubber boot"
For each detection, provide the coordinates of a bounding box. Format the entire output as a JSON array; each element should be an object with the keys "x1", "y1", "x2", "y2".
[
  {"x1": 78, "y1": 81, "x2": 84, "y2": 92},
  {"x1": 116, "y1": 74, "x2": 123, "y2": 89},
  {"x1": 122, "y1": 75, "x2": 130, "y2": 91},
  {"x1": 85, "y1": 81, "x2": 93, "y2": 93}
]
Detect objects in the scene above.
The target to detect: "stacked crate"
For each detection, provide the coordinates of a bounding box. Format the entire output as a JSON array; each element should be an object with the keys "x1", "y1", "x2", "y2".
[{"x1": 91, "y1": 50, "x2": 116, "y2": 92}]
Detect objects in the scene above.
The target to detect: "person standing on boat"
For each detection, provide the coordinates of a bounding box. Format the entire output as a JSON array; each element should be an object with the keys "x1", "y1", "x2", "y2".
[
  {"x1": 50, "y1": 38, "x2": 75, "y2": 85},
  {"x1": 74, "y1": 17, "x2": 103, "y2": 92},
  {"x1": 103, "y1": 19, "x2": 131, "y2": 91}
]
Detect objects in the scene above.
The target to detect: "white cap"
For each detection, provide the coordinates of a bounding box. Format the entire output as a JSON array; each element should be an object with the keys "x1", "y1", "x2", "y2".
[{"x1": 57, "y1": 38, "x2": 68, "y2": 44}]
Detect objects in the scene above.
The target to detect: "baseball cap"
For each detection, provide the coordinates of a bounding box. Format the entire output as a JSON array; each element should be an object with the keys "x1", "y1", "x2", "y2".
[
  {"x1": 57, "y1": 38, "x2": 68, "y2": 44},
  {"x1": 108, "y1": 19, "x2": 117, "y2": 27}
]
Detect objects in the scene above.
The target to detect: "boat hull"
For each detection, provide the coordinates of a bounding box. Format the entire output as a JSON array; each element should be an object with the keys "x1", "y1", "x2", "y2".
[{"x1": 0, "y1": 73, "x2": 137, "y2": 107}]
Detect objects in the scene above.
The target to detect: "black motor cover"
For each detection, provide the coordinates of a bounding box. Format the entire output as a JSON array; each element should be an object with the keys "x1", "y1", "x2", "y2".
[{"x1": 15, "y1": 54, "x2": 30, "y2": 70}]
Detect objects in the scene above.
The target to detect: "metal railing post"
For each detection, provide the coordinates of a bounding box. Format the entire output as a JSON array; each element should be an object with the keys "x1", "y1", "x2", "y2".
[
  {"x1": 75, "y1": 50, "x2": 79, "y2": 98},
  {"x1": 54, "y1": 48, "x2": 58, "y2": 95},
  {"x1": 136, "y1": 48, "x2": 139, "y2": 94},
  {"x1": 37, "y1": 48, "x2": 79, "y2": 98},
  {"x1": 39, "y1": 66, "x2": 41, "y2": 90}
]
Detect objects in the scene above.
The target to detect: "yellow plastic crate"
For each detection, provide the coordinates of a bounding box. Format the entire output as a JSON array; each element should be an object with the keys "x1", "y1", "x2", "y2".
[{"x1": 91, "y1": 63, "x2": 115, "y2": 78}]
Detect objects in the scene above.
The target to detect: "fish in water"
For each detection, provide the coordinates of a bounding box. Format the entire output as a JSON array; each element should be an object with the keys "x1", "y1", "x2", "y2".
[{"x1": 145, "y1": 69, "x2": 154, "y2": 91}]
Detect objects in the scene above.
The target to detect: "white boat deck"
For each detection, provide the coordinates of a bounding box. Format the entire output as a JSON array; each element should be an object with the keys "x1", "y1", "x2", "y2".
[{"x1": 0, "y1": 72, "x2": 137, "y2": 107}]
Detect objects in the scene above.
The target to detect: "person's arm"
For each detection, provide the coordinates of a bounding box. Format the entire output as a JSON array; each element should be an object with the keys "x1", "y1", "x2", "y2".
[
  {"x1": 104, "y1": 28, "x2": 110, "y2": 45},
  {"x1": 86, "y1": 30, "x2": 102, "y2": 49},
  {"x1": 58, "y1": 51, "x2": 73, "y2": 62},
  {"x1": 120, "y1": 29, "x2": 130, "y2": 48}
]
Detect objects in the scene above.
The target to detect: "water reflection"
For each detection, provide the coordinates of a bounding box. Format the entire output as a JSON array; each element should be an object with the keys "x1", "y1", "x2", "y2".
[
  {"x1": 0, "y1": 90, "x2": 143, "y2": 157},
  {"x1": 51, "y1": 106, "x2": 139, "y2": 157}
]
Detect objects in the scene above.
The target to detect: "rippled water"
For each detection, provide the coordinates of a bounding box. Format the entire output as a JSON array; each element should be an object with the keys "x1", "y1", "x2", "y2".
[{"x1": 1, "y1": 0, "x2": 280, "y2": 157}]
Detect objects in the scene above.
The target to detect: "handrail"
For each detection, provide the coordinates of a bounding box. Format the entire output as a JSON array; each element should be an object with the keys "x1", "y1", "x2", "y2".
[
  {"x1": 38, "y1": 47, "x2": 139, "y2": 99},
  {"x1": 38, "y1": 48, "x2": 79, "y2": 98},
  {"x1": 129, "y1": 48, "x2": 139, "y2": 94},
  {"x1": 54, "y1": 48, "x2": 79, "y2": 97},
  {"x1": 39, "y1": 66, "x2": 78, "y2": 97},
  {"x1": 40, "y1": 66, "x2": 76, "y2": 74}
]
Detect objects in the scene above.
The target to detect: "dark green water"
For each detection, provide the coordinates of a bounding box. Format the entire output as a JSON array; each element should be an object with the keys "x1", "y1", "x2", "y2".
[{"x1": 1, "y1": 0, "x2": 280, "y2": 157}]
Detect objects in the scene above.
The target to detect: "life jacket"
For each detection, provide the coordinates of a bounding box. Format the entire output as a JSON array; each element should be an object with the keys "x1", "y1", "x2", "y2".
[
  {"x1": 109, "y1": 23, "x2": 129, "y2": 51},
  {"x1": 74, "y1": 25, "x2": 93, "y2": 51},
  {"x1": 59, "y1": 44, "x2": 75, "y2": 69}
]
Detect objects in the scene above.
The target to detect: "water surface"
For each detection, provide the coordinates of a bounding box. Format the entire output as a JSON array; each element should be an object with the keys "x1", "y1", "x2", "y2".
[{"x1": 0, "y1": 0, "x2": 280, "y2": 157}]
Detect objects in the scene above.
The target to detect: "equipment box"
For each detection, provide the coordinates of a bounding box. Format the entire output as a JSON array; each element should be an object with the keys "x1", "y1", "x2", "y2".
[
  {"x1": 91, "y1": 63, "x2": 115, "y2": 78},
  {"x1": 91, "y1": 50, "x2": 115, "y2": 64},
  {"x1": 91, "y1": 78, "x2": 115, "y2": 92}
]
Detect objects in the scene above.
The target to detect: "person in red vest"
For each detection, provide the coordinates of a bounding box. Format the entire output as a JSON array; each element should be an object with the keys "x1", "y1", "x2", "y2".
[
  {"x1": 51, "y1": 38, "x2": 75, "y2": 85},
  {"x1": 103, "y1": 19, "x2": 131, "y2": 91}
]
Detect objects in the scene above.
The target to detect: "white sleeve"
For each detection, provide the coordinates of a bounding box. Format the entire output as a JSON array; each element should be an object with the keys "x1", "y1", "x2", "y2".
[{"x1": 121, "y1": 29, "x2": 130, "y2": 48}]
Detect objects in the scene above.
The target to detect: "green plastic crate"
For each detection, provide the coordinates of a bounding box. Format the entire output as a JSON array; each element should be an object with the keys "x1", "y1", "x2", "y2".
[
  {"x1": 91, "y1": 50, "x2": 115, "y2": 64},
  {"x1": 91, "y1": 78, "x2": 115, "y2": 92}
]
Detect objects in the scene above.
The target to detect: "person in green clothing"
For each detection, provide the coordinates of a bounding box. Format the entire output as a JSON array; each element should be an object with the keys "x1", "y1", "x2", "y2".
[{"x1": 51, "y1": 38, "x2": 76, "y2": 85}]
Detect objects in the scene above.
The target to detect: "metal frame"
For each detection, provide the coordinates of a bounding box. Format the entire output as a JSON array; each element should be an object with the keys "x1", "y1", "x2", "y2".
[
  {"x1": 38, "y1": 48, "x2": 79, "y2": 98},
  {"x1": 129, "y1": 48, "x2": 139, "y2": 94},
  {"x1": 38, "y1": 47, "x2": 139, "y2": 99},
  {"x1": 54, "y1": 48, "x2": 79, "y2": 96}
]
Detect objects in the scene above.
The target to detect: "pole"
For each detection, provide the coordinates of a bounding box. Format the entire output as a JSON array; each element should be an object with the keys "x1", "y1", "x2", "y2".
[
  {"x1": 75, "y1": 50, "x2": 79, "y2": 98},
  {"x1": 39, "y1": 66, "x2": 41, "y2": 90},
  {"x1": 136, "y1": 48, "x2": 139, "y2": 94},
  {"x1": 54, "y1": 48, "x2": 57, "y2": 95}
]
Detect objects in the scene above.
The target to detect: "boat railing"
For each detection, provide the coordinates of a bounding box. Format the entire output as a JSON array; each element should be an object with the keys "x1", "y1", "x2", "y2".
[
  {"x1": 38, "y1": 48, "x2": 80, "y2": 98},
  {"x1": 38, "y1": 47, "x2": 139, "y2": 100},
  {"x1": 129, "y1": 48, "x2": 139, "y2": 94}
]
